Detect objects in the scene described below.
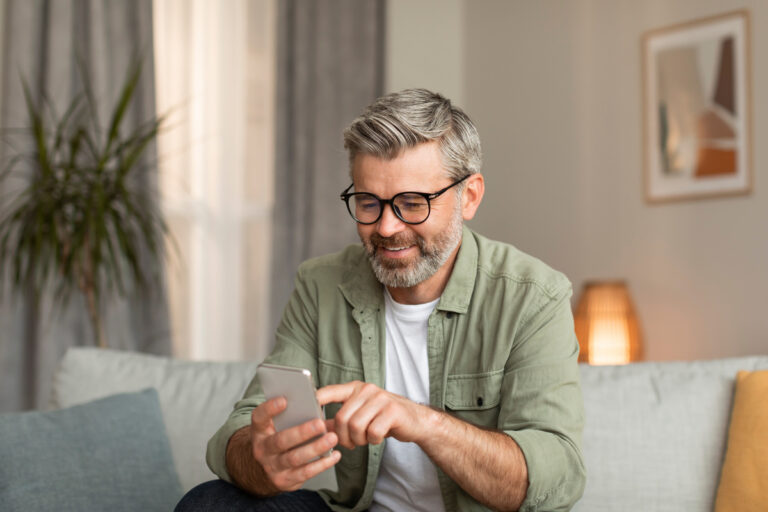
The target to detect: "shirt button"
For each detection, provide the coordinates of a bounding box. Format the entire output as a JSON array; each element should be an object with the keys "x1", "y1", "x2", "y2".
[{"x1": 476, "y1": 397, "x2": 484, "y2": 406}]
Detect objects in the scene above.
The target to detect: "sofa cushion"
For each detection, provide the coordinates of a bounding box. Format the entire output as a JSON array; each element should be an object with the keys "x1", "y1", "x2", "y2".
[
  {"x1": 574, "y1": 356, "x2": 768, "y2": 512},
  {"x1": 51, "y1": 347, "x2": 260, "y2": 492},
  {"x1": 0, "y1": 389, "x2": 181, "y2": 512},
  {"x1": 714, "y1": 369, "x2": 768, "y2": 512}
]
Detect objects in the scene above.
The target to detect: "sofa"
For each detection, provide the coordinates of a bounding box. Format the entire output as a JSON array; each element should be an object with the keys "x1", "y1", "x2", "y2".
[{"x1": 2, "y1": 347, "x2": 766, "y2": 511}]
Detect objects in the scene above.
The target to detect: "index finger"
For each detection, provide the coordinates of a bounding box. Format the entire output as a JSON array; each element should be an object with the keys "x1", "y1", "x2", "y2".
[
  {"x1": 316, "y1": 382, "x2": 357, "y2": 406},
  {"x1": 251, "y1": 396, "x2": 287, "y2": 431}
]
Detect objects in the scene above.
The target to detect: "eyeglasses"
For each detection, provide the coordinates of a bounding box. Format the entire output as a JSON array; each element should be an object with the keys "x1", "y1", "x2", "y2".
[{"x1": 339, "y1": 175, "x2": 470, "y2": 225}]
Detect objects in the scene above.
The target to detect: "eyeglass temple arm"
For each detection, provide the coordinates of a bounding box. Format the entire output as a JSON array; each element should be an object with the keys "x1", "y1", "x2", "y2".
[
  {"x1": 425, "y1": 174, "x2": 471, "y2": 199},
  {"x1": 340, "y1": 183, "x2": 354, "y2": 199}
]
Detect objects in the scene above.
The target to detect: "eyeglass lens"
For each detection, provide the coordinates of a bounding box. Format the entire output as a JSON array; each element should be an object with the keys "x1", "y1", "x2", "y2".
[{"x1": 352, "y1": 193, "x2": 430, "y2": 224}]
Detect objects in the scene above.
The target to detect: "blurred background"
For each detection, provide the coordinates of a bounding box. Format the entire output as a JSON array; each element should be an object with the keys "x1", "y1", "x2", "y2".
[{"x1": 0, "y1": 0, "x2": 766, "y2": 412}]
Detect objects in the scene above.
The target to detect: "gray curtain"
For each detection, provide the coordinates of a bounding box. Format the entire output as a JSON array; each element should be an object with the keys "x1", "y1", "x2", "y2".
[
  {"x1": 0, "y1": 0, "x2": 172, "y2": 412},
  {"x1": 270, "y1": 0, "x2": 385, "y2": 335}
]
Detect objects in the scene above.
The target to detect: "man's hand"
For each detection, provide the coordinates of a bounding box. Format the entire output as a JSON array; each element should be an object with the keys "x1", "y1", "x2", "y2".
[
  {"x1": 227, "y1": 396, "x2": 341, "y2": 495},
  {"x1": 249, "y1": 397, "x2": 342, "y2": 491},
  {"x1": 316, "y1": 381, "x2": 436, "y2": 449},
  {"x1": 316, "y1": 381, "x2": 528, "y2": 511}
]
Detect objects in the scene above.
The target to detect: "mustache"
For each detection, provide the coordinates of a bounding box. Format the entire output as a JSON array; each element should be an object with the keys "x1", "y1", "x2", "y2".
[{"x1": 369, "y1": 232, "x2": 421, "y2": 249}]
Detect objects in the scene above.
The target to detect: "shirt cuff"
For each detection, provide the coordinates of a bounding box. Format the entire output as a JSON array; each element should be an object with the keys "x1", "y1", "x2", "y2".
[
  {"x1": 205, "y1": 410, "x2": 254, "y2": 483},
  {"x1": 504, "y1": 428, "x2": 580, "y2": 512}
]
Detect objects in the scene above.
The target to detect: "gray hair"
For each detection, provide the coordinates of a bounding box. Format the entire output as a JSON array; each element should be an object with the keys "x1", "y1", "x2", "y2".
[{"x1": 343, "y1": 89, "x2": 482, "y2": 182}]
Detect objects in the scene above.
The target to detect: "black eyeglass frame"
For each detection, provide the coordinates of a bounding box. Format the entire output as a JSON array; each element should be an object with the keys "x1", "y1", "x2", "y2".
[{"x1": 339, "y1": 174, "x2": 470, "y2": 225}]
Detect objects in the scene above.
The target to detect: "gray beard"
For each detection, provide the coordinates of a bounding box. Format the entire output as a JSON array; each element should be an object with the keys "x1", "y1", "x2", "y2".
[{"x1": 362, "y1": 206, "x2": 463, "y2": 289}]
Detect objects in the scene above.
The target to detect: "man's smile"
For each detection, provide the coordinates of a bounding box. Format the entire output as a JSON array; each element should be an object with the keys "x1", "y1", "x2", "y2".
[{"x1": 379, "y1": 245, "x2": 417, "y2": 259}]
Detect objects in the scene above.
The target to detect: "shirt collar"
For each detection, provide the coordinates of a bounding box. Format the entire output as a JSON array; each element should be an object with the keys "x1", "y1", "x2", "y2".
[
  {"x1": 339, "y1": 251, "x2": 383, "y2": 314},
  {"x1": 435, "y1": 224, "x2": 477, "y2": 314}
]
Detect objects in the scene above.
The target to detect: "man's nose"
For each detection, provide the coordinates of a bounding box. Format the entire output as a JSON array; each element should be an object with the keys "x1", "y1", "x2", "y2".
[{"x1": 376, "y1": 203, "x2": 406, "y2": 238}]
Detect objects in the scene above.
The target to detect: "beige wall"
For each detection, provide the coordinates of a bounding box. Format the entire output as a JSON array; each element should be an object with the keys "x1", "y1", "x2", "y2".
[
  {"x1": 385, "y1": 0, "x2": 464, "y2": 105},
  {"x1": 389, "y1": 0, "x2": 768, "y2": 361}
]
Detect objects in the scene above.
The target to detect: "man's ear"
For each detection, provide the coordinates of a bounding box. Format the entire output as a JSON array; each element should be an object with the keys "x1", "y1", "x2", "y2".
[{"x1": 461, "y1": 173, "x2": 485, "y2": 221}]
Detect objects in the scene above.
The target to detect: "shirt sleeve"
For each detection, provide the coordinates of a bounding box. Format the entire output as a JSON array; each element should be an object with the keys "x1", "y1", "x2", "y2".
[
  {"x1": 206, "y1": 266, "x2": 321, "y2": 482},
  {"x1": 500, "y1": 285, "x2": 587, "y2": 512}
]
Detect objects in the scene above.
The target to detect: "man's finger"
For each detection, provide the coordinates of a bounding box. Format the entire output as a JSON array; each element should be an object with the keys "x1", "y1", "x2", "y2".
[
  {"x1": 366, "y1": 410, "x2": 395, "y2": 445},
  {"x1": 265, "y1": 418, "x2": 326, "y2": 455},
  {"x1": 316, "y1": 382, "x2": 358, "y2": 406},
  {"x1": 278, "y1": 432, "x2": 338, "y2": 469},
  {"x1": 323, "y1": 382, "x2": 380, "y2": 449},
  {"x1": 343, "y1": 392, "x2": 389, "y2": 447},
  {"x1": 251, "y1": 397, "x2": 287, "y2": 431},
  {"x1": 293, "y1": 450, "x2": 342, "y2": 484}
]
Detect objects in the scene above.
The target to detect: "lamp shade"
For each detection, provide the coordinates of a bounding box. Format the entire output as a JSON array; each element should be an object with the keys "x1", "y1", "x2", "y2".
[{"x1": 574, "y1": 281, "x2": 642, "y2": 365}]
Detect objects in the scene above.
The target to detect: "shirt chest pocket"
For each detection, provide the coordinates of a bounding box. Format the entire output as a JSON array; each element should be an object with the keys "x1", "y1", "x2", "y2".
[{"x1": 444, "y1": 370, "x2": 504, "y2": 428}]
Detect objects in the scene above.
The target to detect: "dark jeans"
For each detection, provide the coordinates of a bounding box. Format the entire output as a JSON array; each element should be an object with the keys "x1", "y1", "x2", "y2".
[{"x1": 174, "y1": 480, "x2": 333, "y2": 512}]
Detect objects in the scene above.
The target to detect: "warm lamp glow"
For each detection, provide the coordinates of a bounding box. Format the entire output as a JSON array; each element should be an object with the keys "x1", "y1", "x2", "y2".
[{"x1": 574, "y1": 281, "x2": 642, "y2": 365}]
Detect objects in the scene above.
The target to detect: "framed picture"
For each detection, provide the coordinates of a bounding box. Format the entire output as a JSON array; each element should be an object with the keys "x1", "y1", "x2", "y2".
[{"x1": 642, "y1": 10, "x2": 752, "y2": 203}]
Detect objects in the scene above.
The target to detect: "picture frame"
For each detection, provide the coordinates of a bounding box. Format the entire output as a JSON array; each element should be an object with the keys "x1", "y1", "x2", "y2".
[{"x1": 642, "y1": 10, "x2": 752, "y2": 203}]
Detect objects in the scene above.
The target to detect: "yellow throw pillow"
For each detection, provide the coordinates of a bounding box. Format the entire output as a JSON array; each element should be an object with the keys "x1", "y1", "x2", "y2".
[{"x1": 714, "y1": 370, "x2": 768, "y2": 512}]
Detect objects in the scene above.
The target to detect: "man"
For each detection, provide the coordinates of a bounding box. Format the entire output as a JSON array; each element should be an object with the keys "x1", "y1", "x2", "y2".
[{"x1": 177, "y1": 89, "x2": 586, "y2": 511}]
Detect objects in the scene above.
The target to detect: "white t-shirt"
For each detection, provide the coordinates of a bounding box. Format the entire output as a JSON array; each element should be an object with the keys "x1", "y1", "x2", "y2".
[{"x1": 370, "y1": 289, "x2": 445, "y2": 512}]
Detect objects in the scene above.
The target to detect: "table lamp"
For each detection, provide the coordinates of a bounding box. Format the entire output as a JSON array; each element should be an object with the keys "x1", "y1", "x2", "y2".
[{"x1": 574, "y1": 281, "x2": 643, "y2": 365}]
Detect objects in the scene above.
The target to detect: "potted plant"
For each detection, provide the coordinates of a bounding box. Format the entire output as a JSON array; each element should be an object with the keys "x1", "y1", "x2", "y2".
[{"x1": 0, "y1": 60, "x2": 170, "y2": 348}]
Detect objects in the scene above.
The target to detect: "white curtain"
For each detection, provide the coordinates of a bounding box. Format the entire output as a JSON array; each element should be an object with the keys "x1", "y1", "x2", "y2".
[{"x1": 154, "y1": 0, "x2": 277, "y2": 362}]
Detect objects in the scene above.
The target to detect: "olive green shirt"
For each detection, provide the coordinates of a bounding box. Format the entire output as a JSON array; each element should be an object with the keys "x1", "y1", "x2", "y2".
[{"x1": 207, "y1": 226, "x2": 586, "y2": 511}]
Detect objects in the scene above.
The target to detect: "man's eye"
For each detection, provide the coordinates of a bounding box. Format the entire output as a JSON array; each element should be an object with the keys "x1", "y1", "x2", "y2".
[
  {"x1": 356, "y1": 198, "x2": 379, "y2": 210},
  {"x1": 401, "y1": 202, "x2": 426, "y2": 210},
  {"x1": 397, "y1": 195, "x2": 428, "y2": 211}
]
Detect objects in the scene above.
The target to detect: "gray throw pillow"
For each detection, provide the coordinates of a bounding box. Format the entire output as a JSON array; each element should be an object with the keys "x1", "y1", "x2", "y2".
[{"x1": 0, "y1": 389, "x2": 182, "y2": 512}]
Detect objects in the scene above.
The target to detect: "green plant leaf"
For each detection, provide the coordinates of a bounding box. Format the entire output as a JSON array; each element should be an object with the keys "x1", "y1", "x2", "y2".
[
  {"x1": 103, "y1": 59, "x2": 143, "y2": 161},
  {"x1": 102, "y1": 211, "x2": 127, "y2": 296},
  {"x1": 21, "y1": 79, "x2": 52, "y2": 178},
  {"x1": 109, "y1": 207, "x2": 142, "y2": 285},
  {"x1": 53, "y1": 94, "x2": 85, "y2": 155}
]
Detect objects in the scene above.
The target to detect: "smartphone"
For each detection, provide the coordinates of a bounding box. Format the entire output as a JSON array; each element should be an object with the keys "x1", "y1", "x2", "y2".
[{"x1": 256, "y1": 363, "x2": 339, "y2": 492}]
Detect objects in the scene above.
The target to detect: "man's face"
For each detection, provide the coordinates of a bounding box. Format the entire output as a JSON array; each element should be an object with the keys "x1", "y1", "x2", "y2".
[{"x1": 351, "y1": 142, "x2": 464, "y2": 289}]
